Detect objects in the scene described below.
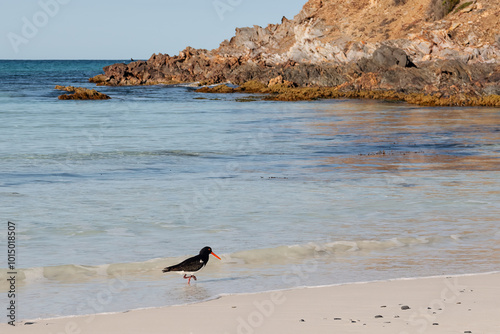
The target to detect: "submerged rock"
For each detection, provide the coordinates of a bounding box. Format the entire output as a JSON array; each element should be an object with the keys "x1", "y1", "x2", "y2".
[{"x1": 55, "y1": 86, "x2": 111, "y2": 100}]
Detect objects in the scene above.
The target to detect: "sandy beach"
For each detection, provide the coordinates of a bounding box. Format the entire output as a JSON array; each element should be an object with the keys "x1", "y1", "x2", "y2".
[
  {"x1": 2, "y1": 0, "x2": 500, "y2": 332},
  {"x1": 4, "y1": 272, "x2": 499, "y2": 334}
]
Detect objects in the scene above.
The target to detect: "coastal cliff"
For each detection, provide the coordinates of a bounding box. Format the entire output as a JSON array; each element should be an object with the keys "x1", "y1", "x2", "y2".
[{"x1": 90, "y1": 0, "x2": 500, "y2": 102}]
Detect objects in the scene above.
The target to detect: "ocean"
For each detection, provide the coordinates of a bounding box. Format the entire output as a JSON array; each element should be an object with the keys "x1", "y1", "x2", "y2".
[{"x1": 1, "y1": 60, "x2": 499, "y2": 321}]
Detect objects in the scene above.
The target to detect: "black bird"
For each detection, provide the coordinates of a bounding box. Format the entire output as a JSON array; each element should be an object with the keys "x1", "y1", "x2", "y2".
[{"x1": 162, "y1": 246, "x2": 221, "y2": 284}]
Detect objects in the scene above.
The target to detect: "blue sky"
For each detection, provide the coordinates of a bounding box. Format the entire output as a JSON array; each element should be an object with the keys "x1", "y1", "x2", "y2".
[{"x1": 0, "y1": 0, "x2": 306, "y2": 59}]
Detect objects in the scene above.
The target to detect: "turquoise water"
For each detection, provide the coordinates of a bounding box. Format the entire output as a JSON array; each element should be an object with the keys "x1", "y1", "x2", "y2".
[{"x1": 1, "y1": 60, "x2": 499, "y2": 321}]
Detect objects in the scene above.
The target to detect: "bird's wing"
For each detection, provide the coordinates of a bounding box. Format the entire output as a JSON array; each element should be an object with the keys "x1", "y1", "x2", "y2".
[{"x1": 162, "y1": 256, "x2": 205, "y2": 273}]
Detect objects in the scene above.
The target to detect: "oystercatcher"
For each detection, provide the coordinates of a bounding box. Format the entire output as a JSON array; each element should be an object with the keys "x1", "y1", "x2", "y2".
[{"x1": 162, "y1": 246, "x2": 221, "y2": 284}]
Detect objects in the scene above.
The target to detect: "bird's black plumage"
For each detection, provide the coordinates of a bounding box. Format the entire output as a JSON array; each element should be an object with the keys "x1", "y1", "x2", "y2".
[
  {"x1": 162, "y1": 252, "x2": 206, "y2": 273},
  {"x1": 162, "y1": 246, "x2": 219, "y2": 274}
]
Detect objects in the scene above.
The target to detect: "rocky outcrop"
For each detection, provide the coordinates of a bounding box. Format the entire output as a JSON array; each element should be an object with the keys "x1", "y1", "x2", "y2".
[
  {"x1": 89, "y1": 0, "x2": 500, "y2": 101},
  {"x1": 56, "y1": 86, "x2": 111, "y2": 100},
  {"x1": 371, "y1": 45, "x2": 417, "y2": 68},
  {"x1": 215, "y1": 0, "x2": 500, "y2": 65}
]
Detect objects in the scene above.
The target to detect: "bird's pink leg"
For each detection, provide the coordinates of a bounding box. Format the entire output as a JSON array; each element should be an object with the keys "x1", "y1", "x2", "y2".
[{"x1": 183, "y1": 274, "x2": 196, "y2": 284}]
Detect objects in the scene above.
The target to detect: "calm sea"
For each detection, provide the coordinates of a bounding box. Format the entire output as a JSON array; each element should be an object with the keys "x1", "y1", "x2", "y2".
[{"x1": 1, "y1": 60, "x2": 499, "y2": 321}]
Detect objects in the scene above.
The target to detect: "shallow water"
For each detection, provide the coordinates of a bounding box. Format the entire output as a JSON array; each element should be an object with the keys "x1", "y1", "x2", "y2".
[{"x1": 0, "y1": 60, "x2": 499, "y2": 321}]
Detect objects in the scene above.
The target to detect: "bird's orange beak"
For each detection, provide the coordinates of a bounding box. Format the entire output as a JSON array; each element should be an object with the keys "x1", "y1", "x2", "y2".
[{"x1": 211, "y1": 252, "x2": 221, "y2": 260}]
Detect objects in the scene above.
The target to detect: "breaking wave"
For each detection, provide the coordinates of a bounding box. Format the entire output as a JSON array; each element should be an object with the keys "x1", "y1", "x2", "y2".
[{"x1": 0, "y1": 235, "x2": 453, "y2": 291}]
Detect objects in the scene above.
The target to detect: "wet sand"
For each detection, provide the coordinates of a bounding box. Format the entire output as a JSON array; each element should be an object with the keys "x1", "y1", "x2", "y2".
[{"x1": 4, "y1": 272, "x2": 499, "y2": 334}]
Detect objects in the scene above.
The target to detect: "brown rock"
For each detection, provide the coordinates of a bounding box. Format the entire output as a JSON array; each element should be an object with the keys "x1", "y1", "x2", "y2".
[
  {"x1": 89, "y1": 74, "x2": 107, "y2": 85},
  {"x1": 56, "y1": 86, "x2": 111, "y2": 100},
  {"x1": 88, "y1": 0, "x2": 500, "y2": 99},
  {"x1": 268, "y1": 75, "x2": 296, "y2": 88}
]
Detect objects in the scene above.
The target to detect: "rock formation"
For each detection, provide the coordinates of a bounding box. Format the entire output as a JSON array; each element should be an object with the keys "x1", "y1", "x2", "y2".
[
  {"x1": 56, "y1": 85, "x2": 111, "y2": 100},
  {"x1": 89, "y1": 0, "x2": 500, "y2": 103}
]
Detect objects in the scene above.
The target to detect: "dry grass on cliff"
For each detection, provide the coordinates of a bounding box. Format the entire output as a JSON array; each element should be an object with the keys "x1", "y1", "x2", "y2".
[
  {"x1": 426, "y1": 0, "x2": 460, "y2": 20},
  {"x1": 305, "y1": 0, "x2": 499, "y2": 46}
]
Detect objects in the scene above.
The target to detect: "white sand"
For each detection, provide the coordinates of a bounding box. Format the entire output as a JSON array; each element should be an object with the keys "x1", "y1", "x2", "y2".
[{"x1": 3, "y1": 272, "x2": 499, "y2": 334}]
